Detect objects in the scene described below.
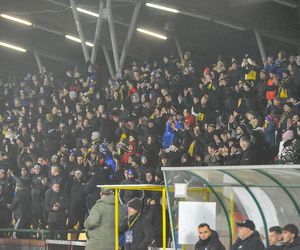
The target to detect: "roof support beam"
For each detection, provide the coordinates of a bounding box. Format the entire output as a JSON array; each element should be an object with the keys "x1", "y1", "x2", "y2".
[
  {"x1": 107, "y1": 0, "x2": 121, "y2": 76},
  {"x1": 119, "y1": 1, "x2": 142, "y2": 71},
  {"x1": 70, "y1": 0, "x2": 90, "y2": 62},
  {"x1": 102, "y1": 44, "x2": 115, "y2": 77},
  {"x1": 33, "y1": 49, "x2": 43, "y2": 73},
  {"x1": 90, "y1": 0, "x2": 105, "y2": 66},
  {"x1": 272, "y1": 0, "x2": 297, "y2": 8},
  {"x1": 254, "y1": 30, "x2": 267, "y2": 64},
  {"x1": 174, "y1": 38, "x2": 183, "y2": 60}
]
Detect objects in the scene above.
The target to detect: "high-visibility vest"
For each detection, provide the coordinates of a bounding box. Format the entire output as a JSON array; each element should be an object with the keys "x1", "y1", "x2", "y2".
[{"x1": 266, "y1": 79, "x2": 276, "y2": 100}]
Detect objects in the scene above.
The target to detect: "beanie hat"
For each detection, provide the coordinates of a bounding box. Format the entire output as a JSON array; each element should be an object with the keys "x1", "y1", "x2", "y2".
[
  {"x1": 127, "y1": 198, "x2": 141, "y2": 211},
  {"x1": 265, "y1": 115, "x2": 274, "y2": 123}
]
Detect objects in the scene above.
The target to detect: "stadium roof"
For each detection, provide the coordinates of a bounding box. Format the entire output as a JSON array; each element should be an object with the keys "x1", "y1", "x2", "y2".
[{"x1": 0, "y1": 0, "x2": 299, "y2": 76}]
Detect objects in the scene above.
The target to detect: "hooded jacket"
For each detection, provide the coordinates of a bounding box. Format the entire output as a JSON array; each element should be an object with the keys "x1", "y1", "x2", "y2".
[
  {"x1": 283, "y1": 237, "x2": 300, "y2": 250},
  {"x1": 195, "y1": 230, "x2": 225, "y2": 250},
  {"x1": 84, "y1": 195, "x2": 115, "y2": 250},
  {"x1": 231, "y1": 231, "x2": 265, "y2": 250}
]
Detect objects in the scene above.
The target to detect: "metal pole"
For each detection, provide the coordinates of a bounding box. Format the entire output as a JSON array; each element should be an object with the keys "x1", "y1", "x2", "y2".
[
  {"x1": 254, "y1": 30, "x2": 267, "y2": 64},
  {"x1": 103, "y1": 44, "x2": 115, "y2": 77},
  {"x1": 107, "y1": 0, "x2": 121, "y2": 76},
  {"x1": 91, "y1": 1, "x2": 105, "y2": 65},
  {"x1": 174, "y1": 38, "x2": 183, "y2": 60},
  {"x1": 33, "y1": 49, "x2": 43, "y2": 73},
  {"x1": 69, "y1": 0, "x2": 90, "y2": 62},
  {"x1": 115, "y1": 188, "x2": 119, "y2": 250},
  {"x1": 119, "y1": 2, "x2": 142, "y2": 70},
  {"x1": 162, "y1": 187, "x2": 167, "y2": 250}
]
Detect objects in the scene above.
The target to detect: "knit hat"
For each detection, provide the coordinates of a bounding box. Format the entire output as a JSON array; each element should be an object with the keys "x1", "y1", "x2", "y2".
[
  {"x1": 127, "y1": 198, "x2": 142, "y2": 211},
  {"x1": 265, "y1": 115, "x2": 274, "y2": 123}
]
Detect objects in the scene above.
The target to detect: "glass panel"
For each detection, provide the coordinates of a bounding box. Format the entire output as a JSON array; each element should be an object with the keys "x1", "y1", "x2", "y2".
[
  {"x1": 163, "y1": 167, "x2": 300, "y2": 249},
  {"x1": 189, "y1": 170, "x2": 240, "y2": 187},
  {"x1": 287, "y1": 188, "x2": 300, "y2": 228},
  {"x1": 264, "y1": 169, "x2": 300, "y2": 187},
  {"x1": 226, "y1": 170, "x2": 279, "y2": 187},
  {"x1": 249, "y1": 187, "x2": 300, "y2": 232}
]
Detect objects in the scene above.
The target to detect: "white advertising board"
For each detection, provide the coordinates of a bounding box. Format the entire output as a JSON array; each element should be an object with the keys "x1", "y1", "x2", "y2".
[{"x1": 178, "y1": 201, "x2": 216, "y2": 244}]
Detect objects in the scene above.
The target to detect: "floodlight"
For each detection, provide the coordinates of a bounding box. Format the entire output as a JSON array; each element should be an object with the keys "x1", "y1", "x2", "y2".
[
  {"x1": 0, "y1": 14, "x2": 32, "y2": 26},
  {"x1": 0, "y1": 41, "x2": 27, "y2": 52},
  {"x1": 137, "y1": 28, "x2": 167, "y2": 40},
  {"x1": 145, "y1": 3, "x2": 179, "y2": 13},
  {"x1": 65, "y1": 35, "x2": 94, "y2": 47},
  {"x1": 76, "y1": 7, "x2": 99, "y2": 17}
]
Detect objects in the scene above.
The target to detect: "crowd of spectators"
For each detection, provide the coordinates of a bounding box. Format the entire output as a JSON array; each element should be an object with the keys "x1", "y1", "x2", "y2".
[{"x1": 0, "y1": 49, "x2": 299, "y2": 238}]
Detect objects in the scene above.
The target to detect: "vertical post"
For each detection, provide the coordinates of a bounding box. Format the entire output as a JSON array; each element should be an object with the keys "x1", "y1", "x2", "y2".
[
  {"x1": 33, "y1": 50, "x2": 43, "y2": 74},
  {"x1": 162, "y1": 187, "x2": 167, "y2": 250},
  {"x1": 90, "y1": 1, "x2": 105, "y2": 65},
  {"x1": 106, "y1": 0, "x2": 121, "y2": 76},
  {"x1": 230, "y1": 192, "x2": 235, "y2": 241},
  {"x1": 69, "y1": 0, "x2": 90, "y2": 62},
  {"x1": 254, "y1": 30, "x2": 266, "y2": 64},
  {"x1": 115, "y1": 188, "x2": 119, "y2": 250},
  {"x1": 174, "y1": 38, "x2": 183, "y2": 60},
  {"x1": 102, "y1": 45, "x2": 115, "y2": 78},
  {"x1": 119, "y1": 2, "x2": 142, "y2": 71}
]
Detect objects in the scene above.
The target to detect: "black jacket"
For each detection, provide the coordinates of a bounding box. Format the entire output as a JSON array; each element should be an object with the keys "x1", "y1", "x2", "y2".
[
  {"x1": 265, "y1": 242, "x2": 285, "y2": 250},
  {"x1": 195, "y1": 230, "x2": 225, "y2": 250},
  {"x1": 9, "y1": 187, "x2": 31, "y2": 220},
  {"x1": 283, "y1": 237, "x2": 300, "y2": 250},
  {"x1": 231, "y1": 231, "x2": 265, "y2": 250},
  {"x1": 44, "y1": 189, "x2": 68, "y2": 223},
  {"x1": 120, "y1": 212, "x2": 155, "y2": 250},
  {"x1": 239, "y1": 146, "x2": 257, "y2": 165}
]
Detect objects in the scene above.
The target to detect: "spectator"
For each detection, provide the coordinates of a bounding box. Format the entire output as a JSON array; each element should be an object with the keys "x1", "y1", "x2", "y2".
[
  {"x1": 7, "y1": 180, "x2": 31, "y2": 239},
  {"x1": 266, "y1": 226, "x2": 284, "y2": 250},
  {"x1": 195, "y1": 223, "x2": 225, "y2": 250},
  {"x1": 119, "y1": 198, "x2": 154, "y2": 250},
  {"x1": 231, "y1": 219, "x2": 264, "y2": 250},
  {"x1": 44, "y1": 182, "x2": 68, "y2": 239},
  {"x1": 84, "y1": 189, "x2": 115, "y2": 250},
  {"x1": 282, "y1": 224, "x2": 300, "y2": 250}
]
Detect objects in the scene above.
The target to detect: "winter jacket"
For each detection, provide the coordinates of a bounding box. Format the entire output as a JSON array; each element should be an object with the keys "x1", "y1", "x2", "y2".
[
  {"x1": 9, "y1": 187, "x2": 31, "y2": 220},
  {"x1": 195, "y1": 230, "x2": 225, "y2": 250},
  {"x1": 265, "y1": 242, "x2": 284, "y2": 250},
  {"x1": 283, "y1": 237, "x2": 300, "y2": 250},
  {"x1": 120, "y1": 212, "x2": 155, "y2": 250},
  {"x1": 231, "y1": 231, "x2": 265, "y2": 250},
  {"x1": 44, "y1": 188, "x2": 68, "y2": 223},
  {"x1": 84, "y1": 195, "x2": 115, "y2": 250}
]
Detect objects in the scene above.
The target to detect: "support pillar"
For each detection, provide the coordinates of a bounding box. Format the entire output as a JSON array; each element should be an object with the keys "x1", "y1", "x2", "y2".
[
  {"x1": 91, "y1": 1, "x2": 105, "y2": 65},
  {"x1": 103, "y1": 44, "x2": 115, "y2": 78},
  {"x1": 174, "y1": 38, "x2": 183, "y2": 60},
  {"x1": 107, "y1": 0, "x2": 121, "y2": 77},
  {"x1": 254, "y1": 30, "x2": 267, "y2": 64},
  {"x1": 119, "y1": 2, "x2": 142, "y2": 71},
  {"x1": 33, "y1": 50, "x2": 43, "y2": 74},
  {"x1": 70, "y1": 0, "x2": 90, "y2": 62}
]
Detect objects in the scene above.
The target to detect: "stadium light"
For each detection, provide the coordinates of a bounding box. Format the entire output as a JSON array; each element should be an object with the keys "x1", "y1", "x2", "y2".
[
  {"x1": 0, "y1": 41, "x2": 27, "y2": 52},
  {"x1": 137, "y1": 28, "x2": 167, "y2": 40},
  {"x1": 0, "y1": 14, "x2": 32, "y2": 26},
  {"x1": 145, "y1": 3, "x2": 179, "y2": 13},
  {"x1": 76, "y1": 7, "x2": 99, "y2": 17},
  {"x1": 65, "y1": 35, "x2": 94, "y2": 47}
]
